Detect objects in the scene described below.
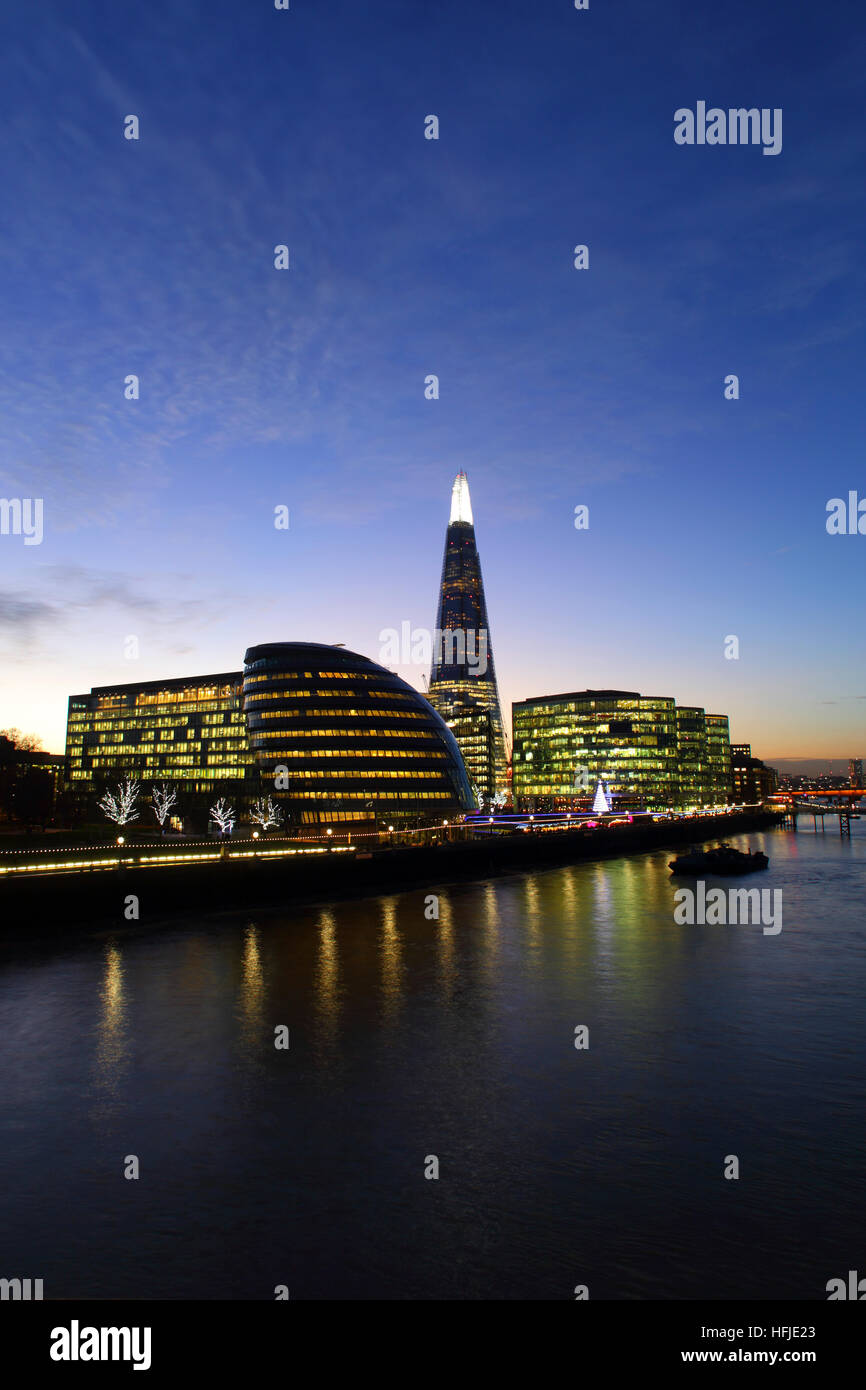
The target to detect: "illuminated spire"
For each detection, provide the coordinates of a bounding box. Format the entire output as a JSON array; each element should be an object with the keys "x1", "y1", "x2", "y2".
[{"x1": 449, "y1": 471, "x2": 474, "y2": 525}]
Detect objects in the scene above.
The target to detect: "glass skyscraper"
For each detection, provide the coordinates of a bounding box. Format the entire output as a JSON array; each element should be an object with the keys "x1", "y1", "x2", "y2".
[{"x1": 426, "y1": 472, "x2": 507, "y2": 803}]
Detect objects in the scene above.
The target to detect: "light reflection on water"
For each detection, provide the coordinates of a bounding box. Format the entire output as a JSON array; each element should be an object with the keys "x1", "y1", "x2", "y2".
[
  {"x1": 91, "y1": 943, "x2": 129, "y2": 1126},
  {"x1": 0, "y1": 823, "x2": 864, "y2": 1300}
]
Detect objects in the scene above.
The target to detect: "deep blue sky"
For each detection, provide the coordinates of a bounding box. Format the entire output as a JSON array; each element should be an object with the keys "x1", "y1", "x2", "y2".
[{"x1": 0, "y1": 0, "x2": 864, "y2": 765}]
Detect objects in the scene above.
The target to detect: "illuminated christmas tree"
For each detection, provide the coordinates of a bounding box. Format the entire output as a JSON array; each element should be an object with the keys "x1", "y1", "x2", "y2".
[{"x1": 592, "y1": 779, "x2": 610, "y2": 815}]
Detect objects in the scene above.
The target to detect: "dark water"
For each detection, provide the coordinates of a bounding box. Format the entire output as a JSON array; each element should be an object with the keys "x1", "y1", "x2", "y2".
[{"x1": 1, "y1": 822, "x2": 864, "y2": 1300}]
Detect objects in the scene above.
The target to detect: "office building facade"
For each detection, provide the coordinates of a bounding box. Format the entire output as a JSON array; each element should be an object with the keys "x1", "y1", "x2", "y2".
[
  {"x1": 65, "y1": 672, "x2": 256, "y2": 827},
  {"x1": 512, "y1": 689, "x2": 735, "y2": 812},
  {"x1": 730, "y1": 744, "x2": 778, "y2": 804}
]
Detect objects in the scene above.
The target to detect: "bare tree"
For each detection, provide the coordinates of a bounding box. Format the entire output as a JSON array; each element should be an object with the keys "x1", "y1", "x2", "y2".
[
  {"x1": 151, "y1": 783, "x2": 178, "y2": 834},
  {"x1": 0, "y1": 728, "x2": 43, "y2": 752},
  {"x1": 210, "y1": 798, "x2": 235, "y2": 836},
  {"x1": 98, "y1": 779, "x2": 140, "y2": 826},
  {"x1": 250, "y1": 796, "x2": 283, "y2": 831}
]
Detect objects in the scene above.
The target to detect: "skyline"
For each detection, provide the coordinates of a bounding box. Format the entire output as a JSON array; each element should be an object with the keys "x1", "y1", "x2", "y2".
[
  {"x1": 1, "y1": 0, "x2": 864, "y2": 763},
  {"x1": 3, "y1": 464, "x2": 864, "y2": 770}
]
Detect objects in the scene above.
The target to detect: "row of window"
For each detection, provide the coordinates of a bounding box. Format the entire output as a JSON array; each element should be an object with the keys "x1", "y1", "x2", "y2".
[
  {"x1": 68, "y1": 712, "x2": 242, "y2": 730},
  {"x1": 133, "y1": 687, "x2": 236, "y2": 706},
  {"x1": 77, "y1": 701, "x2": 238, "y2": 720},
  {"x1": 70, "y1": 761, "x2": 247, "y2": 772},
  {"x1": 73, "y1": 734, "x2": 247, "y2": 749},
  {"x1": 245, "y1": 669, "x2": 389, "y2": 683},
  {"x1": 248, "y1": 748, "x2": 446, "y2": 761},
  {"x1": 244, "y1": 688, "x2": 415, "y2": 704},
  {"x1": 70, "y1": 767, "x2": 247, "y2": 780},
  {"x1": 247, "y1": 708, "x2": 429, "y2": 721},
  {"x1": 288, "y1": 789, "x2": 456, "y2": 800},
  {"x1": 247, "y1": 722, "x2": 439, "y2": 739},
  {"x1": 281, "y1": 769, "x2": 447, "y2": 781}
]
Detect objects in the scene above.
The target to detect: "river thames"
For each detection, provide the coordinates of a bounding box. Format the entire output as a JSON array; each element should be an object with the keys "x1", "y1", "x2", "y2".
[{"x1": 1, "y1": 821, "x2": 864, "y2": 1300}]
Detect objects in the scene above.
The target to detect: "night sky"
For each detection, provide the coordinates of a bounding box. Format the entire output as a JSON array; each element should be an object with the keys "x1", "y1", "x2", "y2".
[{"x1": 0, "y1": 0, "x2": 863, "y2": 765}]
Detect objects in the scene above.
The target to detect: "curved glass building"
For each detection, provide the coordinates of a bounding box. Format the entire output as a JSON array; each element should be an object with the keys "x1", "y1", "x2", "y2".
[{"x1": 242, "y1": 642, "x2": 474, "y2": 827}]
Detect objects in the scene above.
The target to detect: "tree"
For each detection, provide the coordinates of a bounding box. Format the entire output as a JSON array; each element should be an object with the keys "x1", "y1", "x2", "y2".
[
  {"x1": 0, "y1": 728, "x2": 43, "y2": 752},
  {"x1": 592, "y1": 779, "x2": 610, "y2": 816},
  {"x1": 250, "y1": 796, "x2": 283, "y2": 831},
  {"x1": 151, "y1": 783, "x2": 178, "y2": 834},
  {"x1": 210, "y1": 798, "x2": 235, "y2": 835},
  {"x1": 98, "y1": 779, "x2": 140, "y2": 826}
]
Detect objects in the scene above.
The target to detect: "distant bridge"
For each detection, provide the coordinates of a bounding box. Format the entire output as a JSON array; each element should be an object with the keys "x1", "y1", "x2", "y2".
[{"x1": 772, "y1": 792, "x2": 859, "y2": 836}]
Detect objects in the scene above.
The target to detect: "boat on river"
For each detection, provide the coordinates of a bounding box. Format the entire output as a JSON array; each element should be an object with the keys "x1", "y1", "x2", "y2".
[{"x1": 669, "y1": 843, "x2": 769, "y2": 876}]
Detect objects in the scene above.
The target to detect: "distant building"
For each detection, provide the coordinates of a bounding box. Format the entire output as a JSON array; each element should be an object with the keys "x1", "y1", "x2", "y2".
[
  {"x1": 0, "y1": 735, "x2": 65, "y2": 825},
  {"x1": 511, "y1": 689, "x2": 733, "y2": 811},
  {"x1": 427, "y1": 472, "x2": 507, "y2": 805},
  {"x1": 849, "y1": 758, "x2": 863, "y2": 789},
  {"x1": 730, "y1": 744, "x2": 778, "y2": 803}
]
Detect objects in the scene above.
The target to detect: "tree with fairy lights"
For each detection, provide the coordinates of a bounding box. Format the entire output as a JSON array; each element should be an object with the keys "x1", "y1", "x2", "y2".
[
  {"x1": 210, "y1": 798, "x2": 235, "y2": 836},
  {"x1": 98, "y1": 778, "x2": 140, "y2": 826},
  {"x1": 250, "y1": 796, "x2": 283, "y2": 831},
  {"x1": 151, "y1": 783, "x2": 178, "y2": 834}
]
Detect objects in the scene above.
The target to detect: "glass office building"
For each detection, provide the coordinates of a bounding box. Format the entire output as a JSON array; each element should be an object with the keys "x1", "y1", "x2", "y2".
[
  {"x1": 242, "y1": 642, "x2": 474, "y2": 827},
  {"x1": 65, "y1": 672, "x2": 256, "y2": 826},
  {"x1": 706, "y1": 714, "x2": 734, "y2": 803},
  {"x1": 676, "y1": 706, "x2": 712, "y2": 807},
  {"x1": 512, "y1": 689, "x2": 734, "y2": 811},
  {"x1": 426, "y1": 472, "x2": 507, "y2": 803},
  {"x1": 66, "y1": 672, "x2": 253, "y2": 789}
]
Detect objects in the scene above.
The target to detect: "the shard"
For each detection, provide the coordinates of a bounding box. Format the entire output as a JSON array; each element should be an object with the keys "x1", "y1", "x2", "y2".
[{"x1": 427, "y1": 472, "x2": 507, "y2": 805}]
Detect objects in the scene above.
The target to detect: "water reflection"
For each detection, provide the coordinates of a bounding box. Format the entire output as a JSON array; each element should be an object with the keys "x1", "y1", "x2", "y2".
[
  {"x1": 521, "y1": 877, "x2": 543, "y2": 968},
  {"x1": 237, "y1": 923, "x2": 265, "y2": 1067},
  {"x1": 437, "y1": 892, "x2": 456, "y2": 998},
  {"x1": 92, "y1": 941, "x2": 129, "y2": 1124},
  {"x1": 314, "y1": 909, "x2": 339, "y2": 1047},
  {"x1": 380, "y1": 897, "x2": 402, "y2": 1019},
  {"x1": 481, "y1": 883, "x2": 500, "y2": 978}
]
